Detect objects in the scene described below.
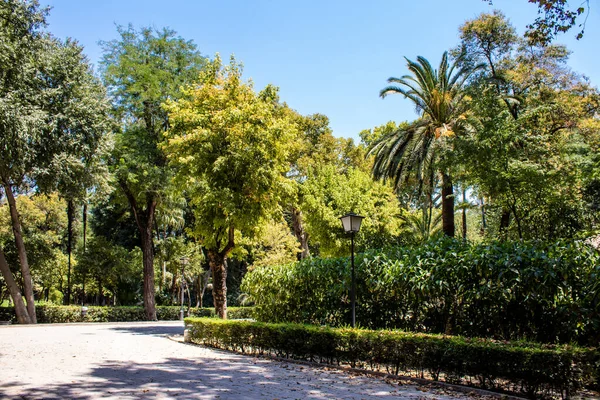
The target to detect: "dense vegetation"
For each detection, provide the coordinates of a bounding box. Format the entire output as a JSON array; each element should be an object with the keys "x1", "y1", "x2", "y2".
[
  {"x1": 243, "y1": 238, "x2": 600, "y2": 345},
  {"x1": 0, "y1": 305, "x2": 253, "y2": 323},
  {"x1": 0, "y1": 0, "x2": 598, "y2": 344},
  {"x1": 185, "y1": 318, "x2": 599, "y2": 398}
]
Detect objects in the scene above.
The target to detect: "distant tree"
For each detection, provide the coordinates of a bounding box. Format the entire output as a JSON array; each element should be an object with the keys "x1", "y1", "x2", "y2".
[
  {"x1": 301, "y1": 164, "x2": 402, "y2": 257},
  {"x1": 100, "y1": 25, "x2": 206, "y2": 320},
  {"x1": 0, "y1": 0, "x2": 110, "y2": 323},
  {"x1": 456, "y1": 11, "x2": 600, "y2": 240},
  {"x1": 164, "y1": 56, "x2": 297, "y2": 318},
  {"x1": 0, "y1": 193, "x2": 67, "y2": 302}
]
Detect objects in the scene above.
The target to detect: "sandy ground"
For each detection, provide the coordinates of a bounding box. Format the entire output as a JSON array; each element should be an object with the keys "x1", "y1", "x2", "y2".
[{"x1": 0, "y1": 321, "x2": 474, "y2": 399}]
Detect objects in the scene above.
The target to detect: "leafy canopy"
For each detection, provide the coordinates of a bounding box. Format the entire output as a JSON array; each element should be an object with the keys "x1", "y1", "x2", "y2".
[{"x1": 164, "y1": 55, "x2": 298, "y2": 252}]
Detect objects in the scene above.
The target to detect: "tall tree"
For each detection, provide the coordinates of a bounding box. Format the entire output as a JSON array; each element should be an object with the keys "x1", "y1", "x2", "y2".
[
  {"x1": 456, "y1": 12, "x2": 600, "y2": 240},
  {"x1": 164, "y1": 56, "x2": 297, "y2": 318},
  {"x1": 371, "y1": 52, "x2": 483, "y2": 237},
  {"x1": 100, "y1": 25, "x2": 206, "y2": 320},
  {"x1": 0, "y1": 0, "x2": 109, "y2": 323}
]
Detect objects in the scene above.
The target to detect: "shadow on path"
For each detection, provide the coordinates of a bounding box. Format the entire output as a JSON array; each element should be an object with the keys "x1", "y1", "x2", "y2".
[
  {"x1": 0, "y1": 355, "x2": 407, "y2": 399},
  {"x1": 109, "y1": 324, "x2": 184, "y2": 337}
]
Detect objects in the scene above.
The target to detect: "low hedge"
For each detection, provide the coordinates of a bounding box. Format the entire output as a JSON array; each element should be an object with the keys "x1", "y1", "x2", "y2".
[
  {"x1": 0, "y1": 305, "x2": 254, "y2": 323},
  {"x1": 185, "y1": 318, "x2": 599, "y2": 399}
]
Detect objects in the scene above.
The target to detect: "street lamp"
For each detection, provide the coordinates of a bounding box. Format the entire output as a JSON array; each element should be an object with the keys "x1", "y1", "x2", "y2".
[
  {"x1": 339, "y1": 212, "x2": 364, "y2": 328},
  {"x1": 179, "y1": 256, "x2": 189, "y2": 321}
]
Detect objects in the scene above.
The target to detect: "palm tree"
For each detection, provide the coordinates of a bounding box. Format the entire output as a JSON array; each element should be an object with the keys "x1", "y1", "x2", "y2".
[{"x1": 370, "y1": 52, "x2": 482, "y2": 237}]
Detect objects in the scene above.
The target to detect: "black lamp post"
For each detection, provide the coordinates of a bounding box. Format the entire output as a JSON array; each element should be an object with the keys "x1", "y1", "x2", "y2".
[
  {"x1": 339, "y1": 212, "x2": 364, "y2": 328},
  {"x1": 179, "y1": 256, "x2": 189, "y2": 321}
]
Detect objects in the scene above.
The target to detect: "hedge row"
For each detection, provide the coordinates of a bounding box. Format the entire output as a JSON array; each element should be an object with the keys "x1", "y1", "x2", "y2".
[
  {"x1": 242, "y1": 238, "x2": 600, "y2": 345},
  {"x1": 185, "y1": 318, "x2": 599, "y2": 399},
  {"x1": 0, "y1": 305, "x2": 254, "y2": 323}
]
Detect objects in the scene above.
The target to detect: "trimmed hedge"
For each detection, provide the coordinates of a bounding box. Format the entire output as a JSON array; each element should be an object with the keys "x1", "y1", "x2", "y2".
[
  {"x1": 0, "y1": 305, "x2": 254, "y2": 323},
  {"x1": 242, "y1": 238, "x2": 600, "y2": 345},
  {"x1": 185, "y1": 317, "x2": 600, "y2": 399}
]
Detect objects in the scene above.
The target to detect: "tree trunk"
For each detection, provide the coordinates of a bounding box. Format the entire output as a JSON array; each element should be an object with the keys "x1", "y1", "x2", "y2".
[
  {"x1": 499, "y1": 208, "x2": 511, "y2": 237},
  {"x1": 462, "y1": 189, "x2": 467, "y2": 240},
  {"x1": 441, "y1": 173, "x2": 455, "y2": 237},
  {"x1": 207, "y1": 249, "x2": 227, "y2": 319},
  {"x1": 82, "y1": 202, "x2": 87, "y2": 251},
  {"x1": 140, "y1": 226, "x2": 157, "y2": 320},
  {"x1": 291, "y1": 206, "x2": 310, "y2": 259},
  {"x1": 197, "y1": 269, "x2": 211, "y2": 308},
  {"x1": 480, "y1": 197, "x2": 486, "y2": 236},
  {"x1": 0, "y1": 248, "x2": 31, "y2": 324},
  {"x1": 160, "y1": 261, "x2": 167, "y2": 291},
  {"x1": 119, "y1": 180, "x2": 157, "y2": 321},
  {"x1": 66, "y1": 199, "x2": 74, "y2": 305},
  {"x1": 2, "y1": 182, "x2": 36, "y2": 323}
]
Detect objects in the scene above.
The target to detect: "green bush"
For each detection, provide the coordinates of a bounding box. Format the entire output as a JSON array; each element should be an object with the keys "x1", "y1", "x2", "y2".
[
  {"x1": 242, "y1": 238, "x2": 600, "y2": 345},
  {"x1": 185, "y1": 318, "x2": 599, "y2": 399},
  {"x1": 0, "y1": 305, "x2": 254, "y2": 323}
]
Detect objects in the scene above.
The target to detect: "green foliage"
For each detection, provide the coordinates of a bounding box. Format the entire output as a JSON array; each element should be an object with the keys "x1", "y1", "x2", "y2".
[
  {"x1": 75, "y1": 236, "x2": 142, "y2": 305},
  {"x1": 0, "y1": 305, "x2": 253, "y2": 323},
  {"x1": 185, "y1": 318, "x2": 599, "y2": 398},
  {"x1": 101, "y1": 25, "x2": 206, "y2": 201},
  {"x1": 241, "y1": 219, "x2": 300, "y2": 268},
  {"x1": 0, "y1": 0, "x2": 110, "y2": 195},
  {"x1": 453, "y1": 11, "x2": 600, "y2": 240},
  {"x1": 242, "y1": 238, "x2": 600, "y2": 345},
  {"x1": 0, "y1": 193, "x2": 67, "y2": 292},
  {"x1": 301, "y1": 164, "x2": 402, "y2": 257},
  {"x1": 524, "y1": 0, "x2": 588, "y2": 44},
  {"x1": 164, "y1": 55, "x2": 297, "y2": 250}
]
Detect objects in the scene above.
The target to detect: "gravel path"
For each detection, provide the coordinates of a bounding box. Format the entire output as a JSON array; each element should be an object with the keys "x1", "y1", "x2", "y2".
[{"x1": 0, "y1": 321, "x2": 473, "y2": 399}]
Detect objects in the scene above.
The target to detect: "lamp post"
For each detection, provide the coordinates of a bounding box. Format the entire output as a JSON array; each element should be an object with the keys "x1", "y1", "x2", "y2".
[
  {"x1": 339, "y1": 212, "x2": 364, "y2": 328},
  {"x1": 179, "y1": 256, "x2": 189, "y2": 321}
]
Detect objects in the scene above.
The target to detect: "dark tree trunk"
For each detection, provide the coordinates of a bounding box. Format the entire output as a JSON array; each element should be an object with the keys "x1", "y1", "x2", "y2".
[
  {"x1": 82, "y1": 202, "x2": 87, "y2": 304},
  {"x1": 441, "y1": 173, "x2": 455, "y2": 237},
  {"x1": 82, "y1": 202, "x2": 87, "y2": 251},
  {"x1": 119, "y1": 180, "x2": 157, "y2": 320},
  {"x1": 207, "y1": 250, "x2": 227, "y2": 319},
  {"x1": 0, "y1": 248, "x2": 31, "y2": 324},
  {"x1": 66, "y1": 199, "x2": 74, "y2": 305},
  {"x1": 197, "y1": 269, "x2": 211, "y2": 308},
  {"x1": 2, "y1": 181, "x2": 36, "y2": 323},
  {"x1": 462, "y1": 189, "x2": 467, "y2": 240},
  {"x1": 499, "y1": 208, "x2": 511, "y2": 237},
  {"x1": 140, "y1": 225, "x2": 157, "y2": 320},
  {"x1": 291, "y1": 206, "x2": 310, "y2": 259},
  {"x1": 480, "y1": 197, "x2": 487, "y2": 236}
]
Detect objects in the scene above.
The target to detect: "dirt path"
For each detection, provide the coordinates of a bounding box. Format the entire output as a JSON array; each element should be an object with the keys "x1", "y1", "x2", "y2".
[{"x1": 0, "y1": 321, "x2": 473, "y2": 399}]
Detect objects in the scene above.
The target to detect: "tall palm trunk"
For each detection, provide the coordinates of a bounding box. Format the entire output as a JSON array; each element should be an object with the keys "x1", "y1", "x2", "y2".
[
  {"x1": 441, "y1": 173, "x2": 455, "y2": 237},
  {"x1": 2, "y1": 181, "x2": 36, "y2": 323}
]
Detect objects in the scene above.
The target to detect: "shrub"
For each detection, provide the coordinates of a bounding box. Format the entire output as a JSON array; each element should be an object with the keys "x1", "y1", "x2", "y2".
[
  {"x1": 185, "y1": 318, "x2": 600, "y2": 399},
  {"x1": 242, "y1": 238, "x2": 600, "y2": 345},
  {"x1": 0, "y1": 305, "x2": 254, "y2": 323}
]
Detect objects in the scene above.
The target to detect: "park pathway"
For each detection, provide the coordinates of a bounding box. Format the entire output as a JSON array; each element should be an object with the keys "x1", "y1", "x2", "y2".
[{"x1": 0, "y1": 321, "x2": 473, "y2": 399}]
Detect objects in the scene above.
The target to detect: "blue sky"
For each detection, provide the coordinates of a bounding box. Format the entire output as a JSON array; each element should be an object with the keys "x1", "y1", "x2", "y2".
[{"x1": 43, "y1": 0, "x2": 599, "y2": 141}]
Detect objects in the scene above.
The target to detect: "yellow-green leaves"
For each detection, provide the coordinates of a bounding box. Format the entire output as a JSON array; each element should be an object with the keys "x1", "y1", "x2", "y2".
[{"x1": 164, "y1": 55, "x2": 297, "y2": 252}]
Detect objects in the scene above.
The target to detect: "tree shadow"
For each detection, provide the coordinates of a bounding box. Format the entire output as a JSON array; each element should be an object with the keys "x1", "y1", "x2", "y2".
[
  {"x1": 0, "y1": 355, "x2": 407, "y2": 399},
  {"x1": 109, "y1": 324, "x2": 184, "y2": 337}
]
